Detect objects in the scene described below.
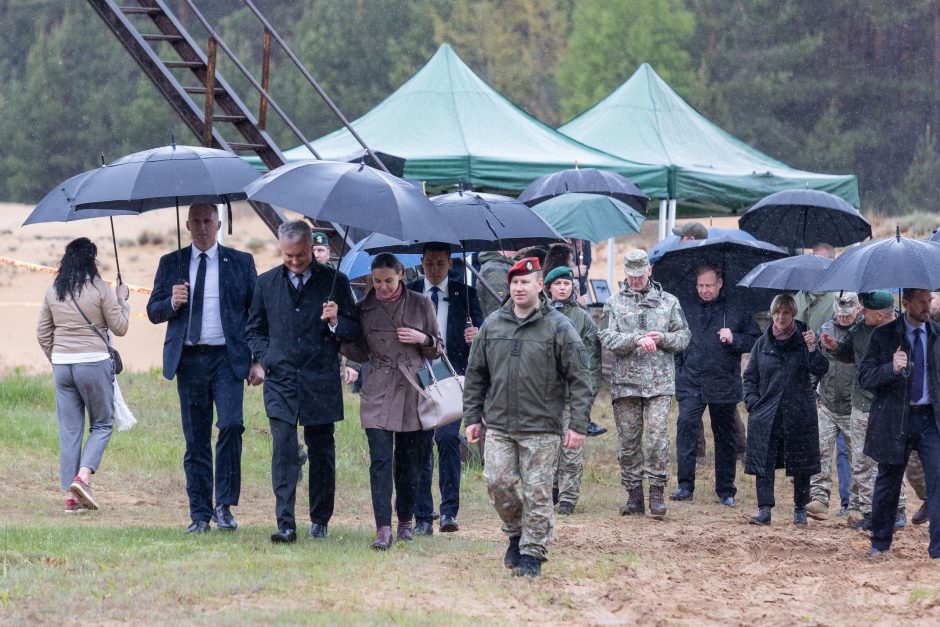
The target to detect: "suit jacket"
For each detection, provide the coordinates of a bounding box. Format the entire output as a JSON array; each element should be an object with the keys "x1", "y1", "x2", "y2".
[
  {"x1": 247, "y1": 263, "x2": 361, "y2": 425},
  {"x1": 858, "y1": 316, "x2": 940, "y2": 465},
  {"x1": 147, "y1": 244, "x2": 256, "y2": 380},
  {"x1": 407, "y1": 278, "x2": 484, "y2": 374}
]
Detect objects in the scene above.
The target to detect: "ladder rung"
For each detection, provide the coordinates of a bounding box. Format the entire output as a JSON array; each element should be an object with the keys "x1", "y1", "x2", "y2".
[
  {"x1": 227, "y1": 142, "x2": 267, "y2": 151},
  {"x1": 119, "y1": 6, "x2": 163, "y2": 15},
  {"x1": 164, "y1": 60, "x2": 203, "y2": 69},
  {"x1": 184, "y1": 86, "x2": 224, "y2": 94},
  {"x1": 143, "y1": 34, "x2": 184, "y2": 42},
  {"x1": 214, "y1": 115, "x2": 247, "y2": 123}
]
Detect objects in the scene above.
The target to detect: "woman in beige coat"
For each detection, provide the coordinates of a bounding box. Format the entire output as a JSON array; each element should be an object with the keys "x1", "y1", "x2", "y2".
[
  {"x1": 343, "y1": 253, "x2": 442, "y2": 549},
  {"x1": 36, "y1": 238, "x2": 129, "y2": 512}
]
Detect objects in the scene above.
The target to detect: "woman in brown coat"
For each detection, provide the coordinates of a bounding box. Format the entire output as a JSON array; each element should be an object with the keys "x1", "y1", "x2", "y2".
[{"x1": 343, "y1": 253, "x2": 442, "y2": 549}]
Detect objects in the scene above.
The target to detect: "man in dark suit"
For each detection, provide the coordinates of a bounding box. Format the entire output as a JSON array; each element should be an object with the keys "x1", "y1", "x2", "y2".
[
  {"x1": 247, "y1": 220, "x2": 361, "y2": 544},
  {"x1": 408, "y1": 242, "x2": 484, "y2": 535},
  {"x1": 147, "y1": 203, "x2": 261, "y2": 534},
  {"x1": 859, "y1": 288, "x2": 940, "y2": 558}
]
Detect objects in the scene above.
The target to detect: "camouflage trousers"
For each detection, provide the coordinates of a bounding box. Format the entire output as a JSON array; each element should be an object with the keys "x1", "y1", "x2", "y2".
[
  {"x1": 554, "y1": 407, "x2": 584, "y2": 508},
  {"x1": 483, "y1": 428, "x2": 559, "y2": 562},
  {"x1": 613, "y1": 395, "x2": 671, "y2": 490},
  {"x1": 810, "y1": 404, "x2": 853, "y2": 506}
]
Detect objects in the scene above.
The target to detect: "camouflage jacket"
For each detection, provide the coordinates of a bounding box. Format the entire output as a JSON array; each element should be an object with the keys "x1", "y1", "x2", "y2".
[
  {"x1": 463, "y1": 296, "x2": 593, "y2": 435},
  {"x1": 814, "y1": 315, "x2": 861, "y2": 415},
  {"x1": 823, "y1": 317, "x2": 876, "y2": 412},
  {"x1": 599, "y1": 280, "x2": 690, "y2": 399}
]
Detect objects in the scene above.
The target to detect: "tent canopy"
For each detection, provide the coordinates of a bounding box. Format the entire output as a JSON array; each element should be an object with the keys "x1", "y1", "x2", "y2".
[
  {"x1": 559, "y1": 64, "x2": 860, "y2": 208},
  {"x1": 262, "y1": 44, "x2": 667, "y2": 194}
]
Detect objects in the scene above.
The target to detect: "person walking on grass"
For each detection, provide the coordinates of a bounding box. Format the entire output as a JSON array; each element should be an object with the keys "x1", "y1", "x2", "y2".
[
  {"x1": 464, "y1": 257, "x2": 592, "y2": 577},
  {"x1": 37, "y1": 237, "x2": 129, "y2": 513},
  {"x1": 599, "y1": 249, "x2": 690, "y2": 520}
]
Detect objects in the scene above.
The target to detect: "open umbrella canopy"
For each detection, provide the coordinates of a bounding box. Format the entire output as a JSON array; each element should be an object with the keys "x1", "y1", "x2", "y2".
[
  {"x1": 739, "y1": 189, "x2": 871, "y2": 249},
  {"x1": 23, "y1": 170, "x2": 136, "y2": 225},
  {"x1": 243, "y1": 160, "x2": 459, "y2": 244},
  {"x1": 72, "y1": 144, "x2": 261, "y2": 212},
  {"x1": 518, "y1": 168, "x2": 649, "y2": 212},
  {"x1": 812, "y1": 230, "x2": 940, "y2": 292},
  {"x1": 928, "y1": 227, "x2": 940, "y2": 243},
  {"x1": 737, "y1": 254, "x2": 833, "y2": 291},
  {"x1": 529, "y1": 192, "x2": 644, "y2": 242},
  {"x1": 653, "y1": 234, "x2": 787, "y2": 311},
  {"x1": 648, "y1": 227, "x2": 756, "y2": 263},
  {"x1": 339, "y1": 236, "x2": 461, "y2": 280}
]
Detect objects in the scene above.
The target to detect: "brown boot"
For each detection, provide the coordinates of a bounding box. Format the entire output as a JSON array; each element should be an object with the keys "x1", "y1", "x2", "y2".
[
  {"x1": 372, "y1": 526, "x2": 392, "y2": 551},
  {"x1": 396, "y1": 521, "x2": 414, "y2": 544},
  {"x1": 619, "y1": 486, "x2": 645, "y2": 515},
  {"x1": 648, "y1": 485, "x2": 667, "y2": 519}
]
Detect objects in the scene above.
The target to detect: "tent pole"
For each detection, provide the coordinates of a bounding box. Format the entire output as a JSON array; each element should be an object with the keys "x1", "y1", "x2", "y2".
[
  {"x1": 658, "y1": 199, "x2": 668, "y2": 241},
  {"x1": 668, "y1": 198, "x2": 678, "y2": 235},
  {"x1": 607, "y1": 237, "x2": 615, "y2": 292}
]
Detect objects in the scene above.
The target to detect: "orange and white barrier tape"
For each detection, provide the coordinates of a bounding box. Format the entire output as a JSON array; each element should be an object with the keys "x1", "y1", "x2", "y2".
[{"x1": 0, "y1": 256, "x2": 152, "y2": 295}]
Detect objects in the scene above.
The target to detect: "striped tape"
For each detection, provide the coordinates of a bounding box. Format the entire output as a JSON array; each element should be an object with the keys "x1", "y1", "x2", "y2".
[{"x1": 0, "y1": 256, "x2": 152, "y2": 295}]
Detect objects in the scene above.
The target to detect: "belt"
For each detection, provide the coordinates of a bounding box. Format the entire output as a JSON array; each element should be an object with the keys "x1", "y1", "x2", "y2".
[{"x1": 183, "y1": 344, "x2": 226, "y2": 353}]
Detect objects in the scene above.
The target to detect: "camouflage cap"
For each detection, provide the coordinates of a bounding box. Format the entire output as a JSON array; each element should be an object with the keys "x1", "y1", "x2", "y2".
[
  {"x1": 672, "y1": 221, "x2": 708, "y2": 240},
  {"x1": 311, "y1": 231, "x2": 329, "y2": 247},
  {"x1": 624, "y1": 249, "x2": 650, "y2": 277},
  {"x1": 834, "y1": 292, "x2": 859, "y2": 316}
]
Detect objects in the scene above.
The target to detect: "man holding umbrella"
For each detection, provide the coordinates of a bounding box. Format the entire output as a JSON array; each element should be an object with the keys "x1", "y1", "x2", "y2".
[{"x1": 147, "y1": 203, "x2": 261, "y2": 534}]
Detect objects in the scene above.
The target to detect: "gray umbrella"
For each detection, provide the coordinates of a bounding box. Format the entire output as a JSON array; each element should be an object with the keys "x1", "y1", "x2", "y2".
[
  {"x1": 737, "y1": 254, "x2": 833, "y2": 291},
  {"x1": 813, "y1": 228, "x2": 940, "y2": 292}
]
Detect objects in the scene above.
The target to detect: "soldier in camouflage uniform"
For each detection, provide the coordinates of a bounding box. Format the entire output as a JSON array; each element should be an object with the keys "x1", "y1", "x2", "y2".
[
  {"x1": 543, "y1": 266, "x2": 602, "y2": 516},
  {"x1": 464, "y1": 257, "x2": 592, "y2": 577},
  {"x1": 599, "y1": 249, "x2": 690, "y2": 519},
  {"x1": 476, "y1": 250, "x2": 514, "y2": 316}
]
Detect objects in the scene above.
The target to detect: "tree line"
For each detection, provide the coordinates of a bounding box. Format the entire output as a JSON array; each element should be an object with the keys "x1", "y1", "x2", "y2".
[{"x1": 2, "y1": 0, "x2": 938, "y2": 214}]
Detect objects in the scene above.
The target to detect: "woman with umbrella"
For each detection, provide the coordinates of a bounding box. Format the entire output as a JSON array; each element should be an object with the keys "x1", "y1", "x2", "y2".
[
  {"x1": 743, "y1": 293, "x2": 828, "y2": 526},
  {"x1": 36, "y1": 238, "x2": 130, "y2": 512}
]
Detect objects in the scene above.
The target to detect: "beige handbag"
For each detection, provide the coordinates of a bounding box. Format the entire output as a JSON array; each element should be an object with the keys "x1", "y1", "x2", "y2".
[{"x1": 404, "y1": 353, "x2": 465, "y2": 430}]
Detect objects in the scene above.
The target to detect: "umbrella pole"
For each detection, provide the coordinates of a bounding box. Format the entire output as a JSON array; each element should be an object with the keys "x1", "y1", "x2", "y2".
[
  {"x1": 462, "y1": 245, "x2": 471, "y2": 328},
  {"x1": 328, "y1": 227, "x2": 350, "y2": 302},
  {"x1": 109, "y1": 216, "x2": 122, "y2": 284},
  {"x1": 176, "y1": 197, "x2": 183, "y2": 282}
]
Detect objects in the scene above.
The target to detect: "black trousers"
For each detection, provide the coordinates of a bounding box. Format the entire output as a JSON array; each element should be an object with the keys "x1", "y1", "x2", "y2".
[
  {"x1": 176, "y1": 346, "x2": 244, "y2": 523},
  {"x1": 755, "y1": 414, "x2": 810, "y2": 509},
  {"x1": 677, "y1": 398, "x2": 738, "y2": 497},
  {"x1": 269, "y1": 418, "x2": 335, "y2": 531},
  {"x1": 366, "y1": 428, "x2": 424, "y2": 528}
]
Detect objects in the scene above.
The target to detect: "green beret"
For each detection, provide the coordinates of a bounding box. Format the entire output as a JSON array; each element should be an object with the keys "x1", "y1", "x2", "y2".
[
  {"x1": 544, "y1": 266, "x2": 574, "y2": 286},
  {"x1": 860, "y1": 290, "x2": 894, "y2": 310},
  {"x1": 311, "y1": 231, "x2": 329, "y2": 246}
]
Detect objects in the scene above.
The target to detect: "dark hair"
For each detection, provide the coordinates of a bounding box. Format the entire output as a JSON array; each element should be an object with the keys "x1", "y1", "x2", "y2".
[
  {"x1": 371, "y1": 252, "x2": 404, "y2": 273},
  {"x1": 54, "y1": 237, "x2": 99, "y2": 301},
  {"x1": 544, "y1": 242, "x2": 574, "y2": 276},
  {"x1": 902, "y1": 288, "x2": 929, "y2": 302},
  {"x1": 422, "y1": 241, "x2": 452, "y2": 255},
  {"x1": 517, "y1": 246, "x2": 548, "y2": 267}
]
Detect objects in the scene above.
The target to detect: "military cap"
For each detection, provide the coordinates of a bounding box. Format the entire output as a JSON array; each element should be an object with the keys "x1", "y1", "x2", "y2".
[
  {"x1": 672, "y1": 221, "x2": 708, "y2": 240},
  {"x1": 834, "y1": 292, "x2": 859, "y2": 316},
  {"x1": 507, "y1": 256, "x2": 541, "y2": 282},
  {"x1": 860, "y1": 290, "x2": 894, "y2": 310},
  {"x1": 311, "y1": 231, "x2": 329, "y2": 247},
  {"x1": 544, "y1": 266, "x2": 574, "y2": 287},
  {"x1": 624, "y1": 249, "x2": 650, "y2": 277}
]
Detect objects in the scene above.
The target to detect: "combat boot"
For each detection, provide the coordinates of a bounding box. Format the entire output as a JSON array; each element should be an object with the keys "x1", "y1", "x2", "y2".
[
  {"x1": 503, "y1": 535, "x2": 521, "y2": 569},
  {"x1": 619, "y1": 486, "x2": 645, "y2": 515},
  {"x1": 806, "y1": 500, "x2": 828, "y2": 521},
  {"x1": 648, "y1": 485, "x2": 667, "y2": 519},
  {"x1": 512, "y1": 554, "x2": 542, "y2": 577}
]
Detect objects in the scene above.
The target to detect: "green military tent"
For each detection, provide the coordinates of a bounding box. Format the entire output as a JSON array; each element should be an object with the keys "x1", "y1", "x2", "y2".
[
  {"x1": 559, "y1": 63, "x2": 860, "y2": 217},
  {"x1": 267, "y1": 44, "x2": 667, "y2": 194}
]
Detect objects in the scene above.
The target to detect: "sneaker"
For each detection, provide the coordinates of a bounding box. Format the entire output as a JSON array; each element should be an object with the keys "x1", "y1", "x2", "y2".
[
  {"x1": 69, "y1": 476, "x2": 99, "y2": 511},
  {"x1": 806, "y1": 500, "x2": 829, "y2": 521},
  {"x1": 64, "y1": 497, "x2": 86, "y2": 514}
]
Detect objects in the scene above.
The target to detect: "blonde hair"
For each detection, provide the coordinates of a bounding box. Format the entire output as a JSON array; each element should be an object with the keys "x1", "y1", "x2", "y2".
[{"x1": 770, "y1": 293, "x2": 797, "y2": 316}]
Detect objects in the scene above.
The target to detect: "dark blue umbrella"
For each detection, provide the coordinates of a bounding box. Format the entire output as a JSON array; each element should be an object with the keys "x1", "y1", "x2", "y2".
[
  {"x1": 653, "y1": 235, "x2": 787, "y2": 311},
  {"x1": 339, "y1": 236, "x2": 460, "y2": 280},
  {"x1": 518, "y1": 168, "x2": 649, "y2": 213},
  {"x1": 739, "y1": 189, "x2": 870, "y2": 248},
  {"x1": 813, "y1": 229, "x2": 940, "y2": 292},
  {"x1": 649, "y1": 227, "x2": 757, "y2": 263},
  {"x1": 737, "y1": 254, "x2": 833, "y2": 291}
]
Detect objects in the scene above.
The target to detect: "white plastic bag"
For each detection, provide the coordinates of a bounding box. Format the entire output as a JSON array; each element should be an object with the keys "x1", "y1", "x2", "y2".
[{"x1": 112, "y1": 377, "x2": 137, "y2": 431}]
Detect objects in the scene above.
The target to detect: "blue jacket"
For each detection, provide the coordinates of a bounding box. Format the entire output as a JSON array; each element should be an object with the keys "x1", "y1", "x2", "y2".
[
  {"x1": 147, "y1": 244, "x2": 256, "y2": 380},
  {"x1": 407, "y1": 279, "x2": 484, "y2": 375}
]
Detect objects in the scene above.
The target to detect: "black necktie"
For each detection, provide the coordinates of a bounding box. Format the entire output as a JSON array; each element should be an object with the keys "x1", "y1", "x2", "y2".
[
  {"x1": 430, "y1": 286, "x2": 440, "y2": 311},
  {"x1": 912, "y1": 327, "x2": 925, "y2": 402},
  {"x1": 188, "y1": 252, "x2": 207, "y2": 344}
]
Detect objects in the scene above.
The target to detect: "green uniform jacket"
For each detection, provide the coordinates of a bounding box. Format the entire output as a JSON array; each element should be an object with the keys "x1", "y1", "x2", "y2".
[
  {"x1": 477, "y1": 251, "x2": 512, "y2": 317},
  {"x1": 823, "y1": 317, "x2": 877, "y2": 412},
  {"x1": 463, "y1": 297, "x2": 593, "y2": 435},
  {"x1": 814, "y1": 315, "x2": 860, "y2": 415},
  {"x1": 554, "y1": 296, "x2": 602, "y2": 399}
]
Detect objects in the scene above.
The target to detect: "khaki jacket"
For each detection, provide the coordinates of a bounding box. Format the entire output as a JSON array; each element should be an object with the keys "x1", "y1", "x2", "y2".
[{"x1": 36, "y1": 277, "x2": 130, "y2": 360}]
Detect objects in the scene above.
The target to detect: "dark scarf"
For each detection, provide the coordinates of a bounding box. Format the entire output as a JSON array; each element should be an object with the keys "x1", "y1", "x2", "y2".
[{"x1": 772, "y1": 320, "x2": 797, "y2": 342}]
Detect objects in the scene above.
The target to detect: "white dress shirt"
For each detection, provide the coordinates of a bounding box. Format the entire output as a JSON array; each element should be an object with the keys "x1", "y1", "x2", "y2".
[
  {"x1": 425, "y1": 277, "x2": 449, "y2": 349},
  {"x1": 186, "y1": 242, "x2": 225, "y2": 346}
]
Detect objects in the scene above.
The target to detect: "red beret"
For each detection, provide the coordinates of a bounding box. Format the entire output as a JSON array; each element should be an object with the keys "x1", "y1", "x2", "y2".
[{"x1": 507, "y1": 257, "x2": 541, "y2": 282}]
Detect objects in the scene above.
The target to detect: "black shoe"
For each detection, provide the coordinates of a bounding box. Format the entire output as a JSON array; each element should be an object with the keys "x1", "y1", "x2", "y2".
[
  {"x1": 793, "y1": 507, "x2": 808, "y2": 526},
  {"x1": 213, "y1": 505, "x2": 237, "y2": 531},
  {"x1": 504, "y1": 536, "x2": 521, "y2": 569},
  {"x1": 895, "y1": 512, "x2": 907, "y2": 530},
  {"x1": 669, "y1": 488, "x2": 693, "y2": 502},
  {"x1": 512, "y1": 554, "x2": 542, "y2": 577},
  {"x1": 309, "y1": 523, "x2": 328, "y2": 539},
  {"x1": 912, "y1": 501, "x2": 929, "y2": 525},
  {"x1": 440, "y1": 515, "x2": 459, "y2": 533},
  {"x1": 750, "y1": 506, "x2": 771, "y2": 526},
  {"x1": 557, "y1": 502, "x2": 575, "y2": 516},
  {"x1": 270, "y1": 528, "x2": 297, "y2": 544},
  {"x1": 719, "y1": 496, "x2": 735, "y2": 508},
  {"x1": 586, "y1": 421, "x2": 607, "y2": 437},
  {"x1": 851, "y1": 514, "x2": 872, "y2": 531},
  {"x1": 414, "y1": 520, "x2": 434, "y2": 536},
  {"x1": 185, "y1": 520, "x2": 210, "y2": 534}
]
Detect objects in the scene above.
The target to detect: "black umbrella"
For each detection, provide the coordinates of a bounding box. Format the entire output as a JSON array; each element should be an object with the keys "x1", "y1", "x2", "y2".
[
  {"x1": 737, "y1": 254, "x2": 833, "y2": 291},
  {"x1": 739, "y1": 189, "x2": 871, "y2": 249},
  {"x1": 652, "y1": 235, "x2": 788, "y2": 311},
  {"x1": 518, "y1": 168, "x2": 649, "y2": 213},
  {"x1": 813, "y1": 228, "x2": 940, "y2": 292},
  {"x1": 338, "y1": 148, "x2": 406, "y2": 178}
]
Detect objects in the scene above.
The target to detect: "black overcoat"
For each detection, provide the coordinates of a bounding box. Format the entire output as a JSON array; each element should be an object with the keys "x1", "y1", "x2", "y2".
[
  {"x1": 742, "y1": 321, "x2": 829, "y2": 477},
  {"x1": 246, "y1": 263, "x2": 362, "y2": 425}
]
